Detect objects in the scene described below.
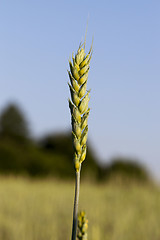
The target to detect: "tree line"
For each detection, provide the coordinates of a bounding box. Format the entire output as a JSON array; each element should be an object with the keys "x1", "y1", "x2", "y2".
[{"x1": 0, "y1": 103, "x2": 150, "y2": 182}]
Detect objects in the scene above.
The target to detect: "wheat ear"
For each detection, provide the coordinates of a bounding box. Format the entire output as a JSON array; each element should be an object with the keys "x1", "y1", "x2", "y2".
[
  {"x1": 68, "y1": 40, "x2": 92, "y2": 240},
  {"x1": 77, "y1": 211, "x2": 88, "y2": 240}
]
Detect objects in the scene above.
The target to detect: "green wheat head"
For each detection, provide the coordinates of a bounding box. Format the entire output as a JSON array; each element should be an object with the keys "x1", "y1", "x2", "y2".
[
  {"x1": 77, "y1": 211, "x2": 88, "y2": 240},
  {"x1": 68, "y1": 41, "x2": 92, "y2": 172}
]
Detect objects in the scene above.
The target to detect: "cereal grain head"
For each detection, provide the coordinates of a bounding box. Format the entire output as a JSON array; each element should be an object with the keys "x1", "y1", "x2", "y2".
[
  {"x1": 77, "y1": 211, "x2": 88, "y2": 240},
  {"x1": 68, "y1": 41, "x2": 92, "y2": 172}
]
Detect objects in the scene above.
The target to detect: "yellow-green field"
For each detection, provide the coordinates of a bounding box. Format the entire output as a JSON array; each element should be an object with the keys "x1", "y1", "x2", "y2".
[{"x1": 0, "y1": 176, "x2": 160, "y2": 240}]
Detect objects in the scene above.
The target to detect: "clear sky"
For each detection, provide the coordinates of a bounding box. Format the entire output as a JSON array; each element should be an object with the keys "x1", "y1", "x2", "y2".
[{"x1": 0, "y1": 1, "x2": 160, "y2": 179}]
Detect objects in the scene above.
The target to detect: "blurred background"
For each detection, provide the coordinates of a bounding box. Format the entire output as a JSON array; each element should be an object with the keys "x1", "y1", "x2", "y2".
[{"x1": 0, "y1": 1, "x2": 160, "y2": 240}]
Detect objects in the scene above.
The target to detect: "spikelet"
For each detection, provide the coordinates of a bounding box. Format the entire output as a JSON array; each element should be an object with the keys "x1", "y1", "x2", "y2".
[
  {"x1": 77, "y1": 211, "x2": 88, "y2": 240},
  {"x1": 68, "y1": 41, "x2": 92, "y2": 172}
]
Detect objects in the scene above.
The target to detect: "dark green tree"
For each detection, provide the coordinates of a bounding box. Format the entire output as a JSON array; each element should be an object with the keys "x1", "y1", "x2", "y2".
[
  {"x1": 39, "y1": 132, "x2": 99, "y2": 179},
  {"x1": 97, "y1": 157, "x2": 150, "y2": 183},
  {"x1": 0, "y1": 103, "x2": 30, "y2": 141}
]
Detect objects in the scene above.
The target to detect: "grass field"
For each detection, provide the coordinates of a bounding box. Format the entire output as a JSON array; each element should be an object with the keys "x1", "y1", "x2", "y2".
[{"x1": 0, "y1": 176, "x2": 160, "y2": 240}]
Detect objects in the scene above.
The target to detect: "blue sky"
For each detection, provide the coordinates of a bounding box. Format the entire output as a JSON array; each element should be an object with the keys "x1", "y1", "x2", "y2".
[{"x1": 0, "y1": 1, "x2": 160, "y2": 179}]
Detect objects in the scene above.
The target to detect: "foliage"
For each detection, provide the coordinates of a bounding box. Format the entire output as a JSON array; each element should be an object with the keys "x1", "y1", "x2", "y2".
[
  {"x1": 0, "y1": 103, "x2": 151, "y2": 183},
  {"x1": 0, "y1": 137, "x2": 151, "y2": 182},
  {"x1": 97, "y1": 157, "x2": 150, "y2": 183},
  {"x1": 39, "y1": 133, "x2": 98, "y2": 178},
  {"x1": 0, "y1": 103, "x2": 30, "y2": 142},
  {"x1": 0, "y1": 133, "x2": 98, "y2": 179}
]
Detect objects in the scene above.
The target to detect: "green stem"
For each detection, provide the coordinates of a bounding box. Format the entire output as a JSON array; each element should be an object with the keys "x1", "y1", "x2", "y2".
[{"x1": 71, "y1": 168, "x2": 81, "y2": 240}]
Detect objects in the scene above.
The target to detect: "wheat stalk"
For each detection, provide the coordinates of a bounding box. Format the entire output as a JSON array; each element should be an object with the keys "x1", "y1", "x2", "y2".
[{"x1": 68, "y1": 39, "x2": 92, "y2": 240}]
